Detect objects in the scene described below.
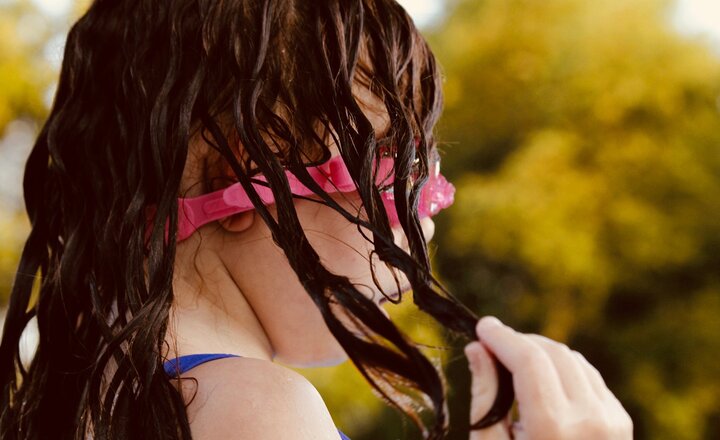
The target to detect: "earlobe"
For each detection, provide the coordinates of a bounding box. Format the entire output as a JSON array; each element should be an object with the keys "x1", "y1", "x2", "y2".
[{"x1": 218, "y1": 210, "x2": 255, "y2": 234}]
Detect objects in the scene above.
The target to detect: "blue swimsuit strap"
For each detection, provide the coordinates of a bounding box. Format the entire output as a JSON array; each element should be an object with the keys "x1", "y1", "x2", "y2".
[
  {"x1": 163, "y1": 353, "x2": 351, "y2": 440},
  {"x1": 163, "y1": 353, "x2": 240, "y2": 377}
]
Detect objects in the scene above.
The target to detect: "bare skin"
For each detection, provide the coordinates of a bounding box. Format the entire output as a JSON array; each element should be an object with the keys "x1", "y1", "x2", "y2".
[
  {"x1": 165, "y1": 81, "x2": 426, "y2": 368},
  {"x1": 164, "y1": 85, "x2": 632, "y2": 439},
  {"x1": 165, "y1": 141, "x2": 435, "y2": 439}
]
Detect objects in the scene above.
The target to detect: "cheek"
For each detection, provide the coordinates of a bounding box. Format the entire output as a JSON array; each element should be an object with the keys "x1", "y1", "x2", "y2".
[
  {"x1": 294, "y1": 193, "x2": 418, "y2": 307},
  {"x1": 305, "y1": 220, "x2": 377, "y2": 289},
  {"x1": 296, "y1": 193, "x2": 371, "y2": 254}
]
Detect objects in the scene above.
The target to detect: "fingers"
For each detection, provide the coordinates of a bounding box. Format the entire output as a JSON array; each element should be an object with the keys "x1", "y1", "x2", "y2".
[
  {"x1": 465, "y1": 341, "x2": 497, "y2": 409},
  {"x1": 526, "y1": 334, "x2": 595, "y2": 402},
  {"x1": 474, "y1": 317, "x2": 566, "y2": 415},
  {"x1": 465, "y1": 341, "x2": 512, "y2": 440},
  {"x1": 573, "y1": 351, "x2": 634, "y2": 434},
  {"x1": 473, "y1": 317, "x2": 634, "y2": 440},
  {"x1": 572, "y1": 350, "x2": 611, "y2": 399}
]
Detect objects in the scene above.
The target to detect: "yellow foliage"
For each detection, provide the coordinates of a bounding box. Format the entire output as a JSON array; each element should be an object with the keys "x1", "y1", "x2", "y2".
[{"x1": 432, "y1": 0, "x2": 720, "y2": 437}]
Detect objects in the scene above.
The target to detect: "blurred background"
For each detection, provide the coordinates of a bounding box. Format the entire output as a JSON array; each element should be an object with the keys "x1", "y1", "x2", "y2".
[{"x1": 0, "y1": 0, "x2": 718, "y2": 438}]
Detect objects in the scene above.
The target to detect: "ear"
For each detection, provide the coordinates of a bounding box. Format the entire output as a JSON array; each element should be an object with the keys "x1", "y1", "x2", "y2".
[{"x1": 218, "y1": 210, "x2": 255, "y2": 234}]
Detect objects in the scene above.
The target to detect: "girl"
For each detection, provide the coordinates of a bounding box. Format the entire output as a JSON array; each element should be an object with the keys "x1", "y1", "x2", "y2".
[{"x1": 0, "y1": 0, "x2": 632, "y2": 439}]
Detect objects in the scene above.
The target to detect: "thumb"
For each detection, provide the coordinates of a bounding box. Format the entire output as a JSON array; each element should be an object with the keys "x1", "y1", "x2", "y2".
[{"x1": 465, "y1": 342, "x2": 511, "y2": 440}]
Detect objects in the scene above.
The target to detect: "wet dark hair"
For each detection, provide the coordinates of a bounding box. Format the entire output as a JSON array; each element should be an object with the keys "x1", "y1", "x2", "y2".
[{"x1": 0, "y1": 0, "x2": 513, "y2": 439}]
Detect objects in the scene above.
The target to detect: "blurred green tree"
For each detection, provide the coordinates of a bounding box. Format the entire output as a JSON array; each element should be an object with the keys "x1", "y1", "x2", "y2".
[
  {"x1": 428, "y1": 0, "x2": 720, "y2": 439},
  {"x1": 0, "y1": 1, "x2": 53, "y2": 134},
  {"x1": 0, "y1": 0, "x2": 55, "y2": 303}
]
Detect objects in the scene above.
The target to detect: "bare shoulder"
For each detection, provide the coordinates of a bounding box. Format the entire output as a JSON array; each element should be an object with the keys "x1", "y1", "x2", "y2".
[{"x1": 175, "y1": 356, "x2": 341, "y2": 440}]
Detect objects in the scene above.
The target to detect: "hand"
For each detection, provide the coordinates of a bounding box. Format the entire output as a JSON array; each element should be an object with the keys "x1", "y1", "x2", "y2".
[{"x1": 465, "y1": 317, "x2": 633, "y2": 440}]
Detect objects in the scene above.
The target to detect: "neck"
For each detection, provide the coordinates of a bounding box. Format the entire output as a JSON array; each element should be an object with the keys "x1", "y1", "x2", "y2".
[{"x1": 165, "y1": 248, "x2": 275, "y2": 362}]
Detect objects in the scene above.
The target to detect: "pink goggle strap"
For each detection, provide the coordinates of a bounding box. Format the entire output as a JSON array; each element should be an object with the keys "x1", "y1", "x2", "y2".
[{"x1": 148, "y1": 153, "x2": 454, "y2": 242}]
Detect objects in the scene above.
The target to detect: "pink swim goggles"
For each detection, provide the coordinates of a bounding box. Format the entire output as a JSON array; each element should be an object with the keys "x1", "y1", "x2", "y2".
[{"x1": 170, "y1": 147, "x2": 455, "y2": 242}]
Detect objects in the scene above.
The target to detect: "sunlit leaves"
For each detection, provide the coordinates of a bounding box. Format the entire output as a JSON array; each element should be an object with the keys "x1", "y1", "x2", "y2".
[{"x1": 431, "y1": 0, "x2": 720, "y2": 438}]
